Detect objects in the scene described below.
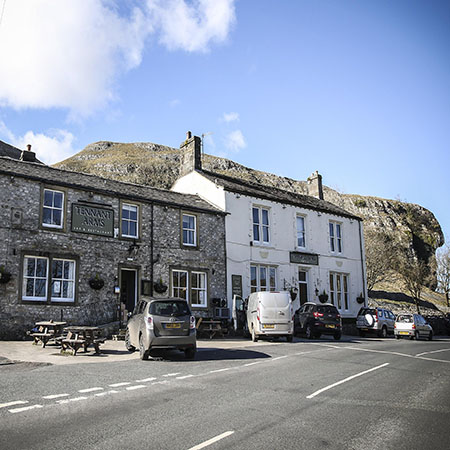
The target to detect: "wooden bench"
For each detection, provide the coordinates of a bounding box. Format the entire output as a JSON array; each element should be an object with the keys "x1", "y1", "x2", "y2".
[
  {"x1": 200, "y1": 320, "x2": 224, "y2": 339},
  {"x1": 30, "y1": 332, "x2": 53, "y2": 348},
  {"x1": 61, "y1": 338, "x2": 86, "y2": 355}
]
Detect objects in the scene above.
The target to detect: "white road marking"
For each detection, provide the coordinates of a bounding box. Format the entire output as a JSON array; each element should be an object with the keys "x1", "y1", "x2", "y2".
[
  {"x1": 136, "y1": 377, "x2": 157, "y2": 382},
  {"x1": 56, "y1": 396, "x2": 88, "y2": 404},
  {"x1": 109, "y1": 382, "x2": 131, "y2": 387},
  {"x1": 209, "y1": 368, "x2": 232, "y2": 374},
  {"x1": 176, "y1": 374, "x2": 195, "y2": 380},
  {"x1": 152, "y1": 381, "x2": 169, "y2": 385},
  {"x1": 126, "y1": 385, "x2": 146, "y2": 391},
  {"x1": 244, "y1": 361, "x2": 264, "y2": 366},
  {"x1": 9, "y1": 404, "x2": 43, "y2": 414},
  {"x1": 78, "y1": 387, "x2": 103, "y2": 393},
  {"x1": 415, "y1": 348, "x2": 450, "y2": 357},
  {"x1": 0, "y1": 400, "x2": 28, "y2": 409},
  {"x1": 188, "y1": 431, "x2": 235, "y2": 450},
  {"x1": 162, "y1": 373, "x2": 181, "y2": 377},
  {"x1": 272, "y1": 356, "x2": 288, "y2": 361},
  {"x1": 307, "y1": 363, "x2": 390, "y2": 399},
  {"x1": 42, "y1": 394, "x2": 69, "y2": 400},
  {"x1": 94, "y1": 390, "x2": 119, "y2": 397}
]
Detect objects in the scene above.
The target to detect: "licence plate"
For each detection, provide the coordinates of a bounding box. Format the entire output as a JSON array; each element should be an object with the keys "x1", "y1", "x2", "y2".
[
  {"x1": 262, "y1": 324, "x2": 275, "y2": 329},
  {"x1": 399, "y1": 331, "x2": 409, "y2": 335},
  {"x1": 165, "y1": 323, "x2": 181, "y2": 329},
  {"x1": 325, "y1": 324, "x2": 335, "y2": 329}
]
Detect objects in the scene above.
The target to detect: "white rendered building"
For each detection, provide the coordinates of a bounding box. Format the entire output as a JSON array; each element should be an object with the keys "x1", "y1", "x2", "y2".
[{"x1": 172, "y1": 133, "x2": 367, "y2": 318}]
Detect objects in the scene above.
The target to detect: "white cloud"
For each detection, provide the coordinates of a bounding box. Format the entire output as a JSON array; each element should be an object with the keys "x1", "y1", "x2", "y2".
[
  {"x1": 225, "y1": 129, "x2": 246, "y2": 152},
  {"x1": 0, "y1": 121, "x2": 76, "y2": 165},
  {"x1": 222, "y1": 112, "x2": 239, "y2": 122},
  {"x1": 146, "y1": 0, "x2": 236, "y2": 52},
  {"x1": 0, "y1": 0, "x2": 236, "y2": 116}
]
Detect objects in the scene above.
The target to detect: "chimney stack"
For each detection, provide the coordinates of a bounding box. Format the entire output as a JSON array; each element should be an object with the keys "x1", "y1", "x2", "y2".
[
  {"x1": 307, "y1": 171, "x2": 324, "y2": 200},
  {"x1": 179, "y1": 131, "x2": 202, "y2": 176},
  {"x1": 20, "y1": 144, "x2": 37, "y2": 162}
]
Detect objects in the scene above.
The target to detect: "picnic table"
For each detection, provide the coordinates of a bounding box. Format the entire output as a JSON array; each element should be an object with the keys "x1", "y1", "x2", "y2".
[
  {"x1": 197, "y1": 319, "x2": 225, "y2": 339},
  {"x1": 29, "y1": 321, "x2": 67, "y2": 348},
  {"x1": 61, "y1": 326, "x2": 105, "y2": 355}
]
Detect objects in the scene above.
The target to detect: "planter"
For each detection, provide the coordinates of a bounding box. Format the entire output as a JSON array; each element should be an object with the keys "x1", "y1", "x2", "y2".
[
  {"x1": 356, "y1": 296, "x2": 365, "y2": 304},
  {"x1": 89, "y1": 278, "x2": 105, "y2": 290},
  {"x1": 318, "y1": 294, "x2": 329, "y2": 304},
  {"x1": 153, "y1": 282, "x2": 168, "y2": 294}
]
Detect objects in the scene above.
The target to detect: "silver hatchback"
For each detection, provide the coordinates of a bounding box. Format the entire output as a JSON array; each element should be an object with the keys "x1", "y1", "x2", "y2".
[
  {"x1": 125, "y1": 297, "x2": 197, "y2": 360},
  {"x1": 394, "y1": 313, "x2": 433, "y2": 340}
]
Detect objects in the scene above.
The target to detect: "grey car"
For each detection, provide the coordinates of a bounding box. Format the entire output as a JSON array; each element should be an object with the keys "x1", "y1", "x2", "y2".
[
  {"x1": 356, "y1": 307, "x2": 395, "y2": 338},
  {"x1": 125, "y1": 297, "x2": 197, "y2": 360}
]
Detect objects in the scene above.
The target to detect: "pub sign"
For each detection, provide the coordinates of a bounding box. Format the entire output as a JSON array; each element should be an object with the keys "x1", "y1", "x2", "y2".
[
  {"x1": 289, "y1": 251, "x2": 319, "y2": 265},
  {"x1": 72, "y1": 203, "x2": 114, "y2": 237}
]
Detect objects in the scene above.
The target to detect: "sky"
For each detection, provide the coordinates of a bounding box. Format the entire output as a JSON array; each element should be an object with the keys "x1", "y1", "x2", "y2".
[{"x1": 0, "y1": 0, "x2": 449, "y2": 244}]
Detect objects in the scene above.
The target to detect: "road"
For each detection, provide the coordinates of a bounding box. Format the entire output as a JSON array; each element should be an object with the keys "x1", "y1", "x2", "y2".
[{"x1": 1, "y1": 336, "x2": 450, "y2": 450}]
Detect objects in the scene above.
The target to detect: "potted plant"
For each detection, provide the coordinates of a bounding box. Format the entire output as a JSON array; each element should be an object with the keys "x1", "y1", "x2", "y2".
[
  {"x1": 318, "y1": 290, "x2": 329, "y2": 303},
  {"x1": 356, "y1": 293, "x2": 365, "y2": 304},
  {"x1": 0, "y1": 265, "x2": 12, "y2": 284},
  {"x1": 89, "y1": 273, "x2": 104, "y2": 290},
  {"x1": 154, "y1": 277, "x2": 168, "y2": 294}
]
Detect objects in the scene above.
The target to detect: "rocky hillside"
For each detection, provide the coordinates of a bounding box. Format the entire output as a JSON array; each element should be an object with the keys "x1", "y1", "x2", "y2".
[{"x1": 54, "y1": 140, "x2": 444, "y2": 271}]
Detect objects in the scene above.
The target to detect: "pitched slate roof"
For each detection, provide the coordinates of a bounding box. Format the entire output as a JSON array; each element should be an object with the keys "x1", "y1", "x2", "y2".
[
  {"x1": 0, "y1": 140, "x2": 43, "y2": 163},
  {"x1": 201, "y1": 169, "x2": 361, "y2": 220},
  {"x1": 0, "y1": 157, "x2": 224, "y2": 215}
]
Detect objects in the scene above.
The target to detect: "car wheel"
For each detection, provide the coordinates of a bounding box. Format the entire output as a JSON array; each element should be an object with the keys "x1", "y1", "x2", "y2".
[
  {"x1": 358, "y1": 330, "x2": 365, "y2": 337},
  {"x1": 334, "y1": 331, "x2": 341, "y2": 340},
  {"x1": 139, "y1": 334, "x2": 149, "y2": 360},
  {"x1": 185, "y1": 347, "x2": 196, "y2": 359},
  {"x1": 306, "y1": 325, "x2": 314, "y2": 340},
  {"x1": 428, "y1": 331, "x2": 433, "y2": 341},
  {"x1": 251, "y1": 325, "x2": 258, "y2": 342},
  {"x1": 125, "y1": 329, "x2": 135, "y2": 352},
  {"x1": 286, "y1": 335, "x2": 293, "y2": 343},
  {"x1": 415, "y1": 331, "x2": 420, "y2": 341},
  {"x1": 379, "y1": 326, "x2": 388, "y2": 339}
]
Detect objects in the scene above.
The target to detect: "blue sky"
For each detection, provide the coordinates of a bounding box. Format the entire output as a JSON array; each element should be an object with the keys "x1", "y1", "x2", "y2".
[{"x1": 0, "y1": 0, "x2": 449, "y2": 243}]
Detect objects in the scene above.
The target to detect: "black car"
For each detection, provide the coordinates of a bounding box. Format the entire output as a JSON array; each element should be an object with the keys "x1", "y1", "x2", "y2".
[{"x1": 294, "y1": 302, "x2": 342, "y2": 340}]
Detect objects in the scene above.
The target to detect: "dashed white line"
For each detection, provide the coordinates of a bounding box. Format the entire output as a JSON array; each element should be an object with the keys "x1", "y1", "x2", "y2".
[
  {"x1": 176, "y1": 374, "x2": 195, "y2": 380},
  {"x1": 56, "y1": 396, "x2": 88, "y2": 404},
  {"x1": 9, "y1": 404, "x2": 43, "y2": 414},
  {"x1": 151, "y1": 381, "x2": 169, "y2": 385},
  {"x1": 136, "y1": 377, "x2": 157, "y2": 382},
  {"x1": 95, "y1": 390, "x2": 119, "y2": 397},
  {"x1": 79, "y1": 387, "x2": 104, "y2": 393},
  {"x1": 109, "y1": 382, "x2": 131, "y2": 387},
  {"x1": 42, "y1": 394, "x2": 69, "y2": 400},
  {"x1": 162, "y1": 373, "x2": 181, "y2": 377},
  {"x1": 0, "y1": 400, "x2": 28, "y2": 409},
  {"x1": 126, "y1": 385, "x2": 146, "y2": 391},
  {"x1": 188, "y1": 431, "x2": 235, "y2": 450},
  {"x1": 307, "y1": 363, "x2": 390, "y2": 399}
]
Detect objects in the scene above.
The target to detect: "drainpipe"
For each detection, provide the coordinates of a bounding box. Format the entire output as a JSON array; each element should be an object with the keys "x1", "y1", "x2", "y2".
[
  {"x1": 150, "y1": 203, "x2": 154, "y2": 296},
  {"x1": 358, "y1": 220, "x2": 367, "y2": 307}
]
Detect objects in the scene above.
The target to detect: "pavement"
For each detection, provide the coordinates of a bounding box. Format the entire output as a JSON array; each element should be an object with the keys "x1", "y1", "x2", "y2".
[{"x1": 0, "y1": 337, "x2": 277, "y2": 366}]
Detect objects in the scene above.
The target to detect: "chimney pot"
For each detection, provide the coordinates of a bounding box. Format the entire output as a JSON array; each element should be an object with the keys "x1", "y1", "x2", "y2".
[
  {"x1": 186, "y1": 131, "x2": 192, "y2": 140},
  {"x1": 27, "y1": 144, "x2": 32, "y2": 151}
]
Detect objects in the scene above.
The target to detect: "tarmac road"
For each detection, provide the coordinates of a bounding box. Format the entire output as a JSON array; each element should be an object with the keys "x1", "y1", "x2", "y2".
[{"x1": 1, "y1": 336, "x2": 450, "y2": 450}]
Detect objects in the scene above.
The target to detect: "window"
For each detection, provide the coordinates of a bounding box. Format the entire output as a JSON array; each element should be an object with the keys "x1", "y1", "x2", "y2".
[
  {"x1": 250, "y1": 264, "x2": 277, "y2": 293},
  {"x1": 171, "y1": 269, "x2": 207, "y2": 307},
  {"x1": 23, "y1": 255, "x2": 76, "y2": 303},
  {"x1": 121, "y1": 203, "x2": 139, "y2": 238},
  {"x1": 252, "y1": 206, "x2": 270, "y2": 244},
  {"x1": 42, "y1": 189, "x2": 64, "y2": 228},
  {"x1": 329, "y1": 221, "x2": 342, "y2": 253},
  {"x1": 298, "y1": 270, "x2": 308, "y2": 305},
  {"x1": 329, "y1": 272, "x2": 349, "y2": 310},
  {"x1": 296, "y1": 216, "x2": 306, "y2": 248},
  {"x1": 182, "y1": 213, "x2": 197, "y2": 247}
]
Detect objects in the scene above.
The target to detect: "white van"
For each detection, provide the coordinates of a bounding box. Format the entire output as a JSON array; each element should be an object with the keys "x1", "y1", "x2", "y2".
[{"x1": 246, "y1": 291, "x2": 294, "y2": 342}]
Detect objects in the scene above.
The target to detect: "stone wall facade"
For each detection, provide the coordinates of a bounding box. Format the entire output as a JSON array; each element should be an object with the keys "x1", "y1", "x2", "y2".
[{"x1": 0, "y1": 158, "x2": 226, "y2": 339}]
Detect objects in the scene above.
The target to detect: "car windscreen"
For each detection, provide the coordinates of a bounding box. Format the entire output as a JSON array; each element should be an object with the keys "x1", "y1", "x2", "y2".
[
  {"x1": 358, "y1": 308, "x2": 375, "y2": 316},
  {"x1": 149, "y1": 301, "x2": 190, "y2": 317},
  {"x1": 397, "y1": 315, "x2": 413, "y2": 323},
  {"x1": 317, "y1": 305, "x2": 338, "y2": 315}
]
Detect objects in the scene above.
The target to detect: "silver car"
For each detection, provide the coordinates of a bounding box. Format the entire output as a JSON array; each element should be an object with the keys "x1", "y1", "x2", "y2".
[
  {"x1": 394, "y1": 313, "x2": 433, "y2": 340},
  {"x1": 356, "y1": 307, "x2": 395, "y2": 338},
  {"x1": 125, "y1": 297, "x2": 197, "y2": 360}
]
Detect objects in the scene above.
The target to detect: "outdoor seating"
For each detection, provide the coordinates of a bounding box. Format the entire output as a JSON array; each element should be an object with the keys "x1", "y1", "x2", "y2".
[
  {"x1": 61, "y1": 326, "x2": 105, "y2": 355},
  {"x1": 28, "y1": 321, "x2": 67, "y2": 348}
]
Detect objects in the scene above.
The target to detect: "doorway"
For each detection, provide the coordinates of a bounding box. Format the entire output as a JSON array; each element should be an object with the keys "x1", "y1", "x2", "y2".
[{"x1": 120, "y1": 268, "x2": 137, "y2": 314}]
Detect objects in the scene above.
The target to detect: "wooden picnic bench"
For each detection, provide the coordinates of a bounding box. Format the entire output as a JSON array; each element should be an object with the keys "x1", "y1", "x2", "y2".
[
  {"x1": 61, "y1": 326, "x2": 105, "y2": 355},
  {"x1": 199, "y1": 320, "x2": 224, "y2": 339},
  {"x1": 29, "y1": 321, "x2": 67, "y2": 348}
]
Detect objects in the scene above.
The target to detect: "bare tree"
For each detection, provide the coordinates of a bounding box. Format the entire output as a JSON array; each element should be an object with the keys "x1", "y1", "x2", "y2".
[{"x1": 437, "y1": 244, "x2": 450, "y2": 307}]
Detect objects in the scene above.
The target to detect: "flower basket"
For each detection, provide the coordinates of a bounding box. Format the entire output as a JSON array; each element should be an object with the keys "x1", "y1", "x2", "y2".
[
  {"x1": 154, "y1": 281, "x2": 168, "y2": 294},
  {"x1": 318, "y1": 293, "x2": 329, "y2": 303},
  {"x1": 89, "y1": 277, "x2": 104, "y2": 290},
  {"x1": 0, "y1": 266, "x2": 12, "y2": 284}
]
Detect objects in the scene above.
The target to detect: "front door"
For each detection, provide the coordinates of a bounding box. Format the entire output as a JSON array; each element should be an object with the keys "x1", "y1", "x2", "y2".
[{"x1": 120, "y1": 269, "x2": 137, "y2": 315}]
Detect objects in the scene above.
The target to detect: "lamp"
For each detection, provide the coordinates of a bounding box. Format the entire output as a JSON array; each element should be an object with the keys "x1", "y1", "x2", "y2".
[{"x1": 128, "y1": 239, "x2": 140, "y2": 256}]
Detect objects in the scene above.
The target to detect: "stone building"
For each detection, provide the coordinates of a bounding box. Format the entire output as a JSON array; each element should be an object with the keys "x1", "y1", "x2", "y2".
[
  {"x1": 0, "y1": 155, "x2": 226, "y2": 339},
  {"x1": 173, "y1": 133, "x2": 367, "y2": 318}
]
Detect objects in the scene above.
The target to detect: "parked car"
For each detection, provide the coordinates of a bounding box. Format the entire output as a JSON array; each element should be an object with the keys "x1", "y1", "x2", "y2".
[
  {"x1": 394, "y1": 313, "x2": 433, "y2": 340},
  {"x1": 125, "y1": 297, "x2": 197, "y2": 360},
  {"x1": 294, "y1": 302, "x2": 342, "y2": 340},
  {"x1": 246, "y1": 291, "x2": 294, "y2": 342},
  {"x1": 356, "y1": 307, "x2": 395, "y2": 338}
]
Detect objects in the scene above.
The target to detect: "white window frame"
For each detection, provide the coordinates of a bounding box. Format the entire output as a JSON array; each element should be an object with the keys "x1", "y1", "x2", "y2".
[
  {"x1": 50, "y1": 258, "x2": 76, "y2": 303},
  {"x1": 296, "y1": 215, "x2": 306, "y2": 248},
  {"x1": 329, "y1": 272, "x2": 349, "y2": 310},
  {"x1": 250, "y1": 264, "x2": 277, "y2": 293},
  {"x1": 42, "y1": 189, "x2": 64, "y2": 229},
  {"x1": 172, "y1": 269, "x2": 188, "y2": 300},
  {"x1": 191, "y1": 271, "x2": 207, "y2": 307},
  {"x1": 23, "y1": 256, "x2": 49, "y2": 301},
  {"x1": 171, "y1": 269, "x2": 207, "y2": 308},
  {"x1": 182, "y1": 214, "x2": 197, "y2": 247},
  {"x1": 329, "y1": 221, "x2": 343, "y2": 254},
  {"x1": 121, "y1": 203, "x2": 139, "y2": 238},
  {"x1": 252, "y1": 206, "x2": 270, "y2": 245}
]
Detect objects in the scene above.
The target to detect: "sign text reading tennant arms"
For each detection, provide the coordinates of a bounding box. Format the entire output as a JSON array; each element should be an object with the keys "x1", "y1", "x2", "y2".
[{"x1": 71, "y1": 203, "x2": 114, "y2": 237}]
